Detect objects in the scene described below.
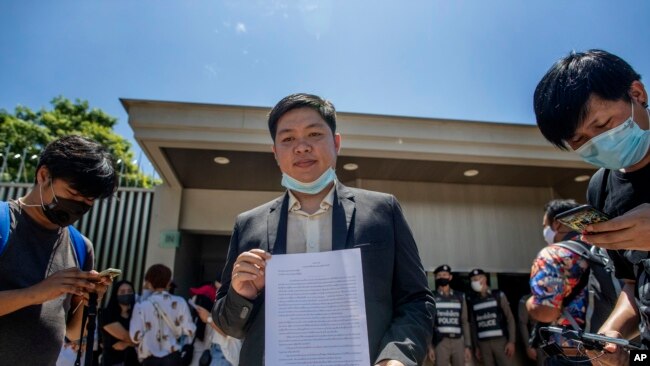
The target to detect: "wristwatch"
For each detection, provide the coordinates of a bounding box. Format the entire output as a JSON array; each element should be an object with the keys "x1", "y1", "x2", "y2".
[{"x1": 206, "y1": 316, "x2": 214, "y2": 324}]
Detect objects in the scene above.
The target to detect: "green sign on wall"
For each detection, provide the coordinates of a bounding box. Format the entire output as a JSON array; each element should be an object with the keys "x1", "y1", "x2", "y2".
[{"x1": 160, "y1": 230, "x2": 180, "y2": 248}]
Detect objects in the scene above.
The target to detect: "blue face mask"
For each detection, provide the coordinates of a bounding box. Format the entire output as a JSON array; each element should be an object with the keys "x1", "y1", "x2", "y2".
[
  {"x1": 281, "y1": 167, "x2": 337, "y2": 195},
  {"x1": 575, "y1": 102, "x2": 650, "y2": 170}
]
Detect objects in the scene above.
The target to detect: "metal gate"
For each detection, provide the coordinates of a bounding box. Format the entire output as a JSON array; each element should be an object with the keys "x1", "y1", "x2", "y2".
[{"x1": 0, "y1": 183, "x2": 154, "y2": 290}]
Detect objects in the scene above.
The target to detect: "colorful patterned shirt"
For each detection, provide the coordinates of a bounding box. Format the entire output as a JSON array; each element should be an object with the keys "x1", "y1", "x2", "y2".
[{"x1": 530, "y1": 243, "x2": 589, "y2": 345}]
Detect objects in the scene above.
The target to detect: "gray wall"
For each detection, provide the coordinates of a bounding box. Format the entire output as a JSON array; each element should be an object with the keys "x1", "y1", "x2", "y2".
[
  {"x1": 173, "y1": 180, "x2": 557, "y2": 274},
  {"x1": 358, "y1": 179, "x2": 554, "y2": 273}
]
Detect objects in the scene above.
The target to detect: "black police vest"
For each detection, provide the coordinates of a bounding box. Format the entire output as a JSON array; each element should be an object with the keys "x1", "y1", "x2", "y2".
[
  {"x1": 469, "y1": 290, "x2": 505, "y2": 340},
  {"x1": 433, "y1": 291, "x2": 463, "y2": 336}
]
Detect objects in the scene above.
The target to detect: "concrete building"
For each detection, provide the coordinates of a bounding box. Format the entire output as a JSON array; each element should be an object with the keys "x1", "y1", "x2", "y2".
[{"x1": 122, "y1": 98, "x2": 595, "y2": 298}]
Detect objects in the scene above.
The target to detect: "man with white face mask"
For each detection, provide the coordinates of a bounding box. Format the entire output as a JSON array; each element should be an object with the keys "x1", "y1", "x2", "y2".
[
  {"x1": 540, "y1": 200, "x2": 581, "y2": 246},
  {"x1": 466, "y1": 269, "x2": 516, "y2": 366},
  {"x1": 534, "y1": 49, "x2": 650, "y2": 364},
  {"x1": 212, "y1": 93, "x2": 434, "y2": 366},
  {"x1": 526, "y1": 199, "x2": 618, "y2": 365}
]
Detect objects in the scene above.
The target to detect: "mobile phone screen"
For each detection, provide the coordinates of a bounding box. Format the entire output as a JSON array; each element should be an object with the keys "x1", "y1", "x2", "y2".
[
  {"x1": 555, "y1": 205, "x2": 609, "y2": 232},
  {"x1": 98, "y1": 268, "x2": 122, "y2": 279}
]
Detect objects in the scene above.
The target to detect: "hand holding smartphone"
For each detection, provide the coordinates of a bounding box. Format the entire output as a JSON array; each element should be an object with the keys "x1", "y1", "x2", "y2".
[
  {"x1": 97, "y1": 268, "x2": 122, "y2": 280},
  {"x1": 555, "y1": 204, "x2": 610, "y2": 233}
]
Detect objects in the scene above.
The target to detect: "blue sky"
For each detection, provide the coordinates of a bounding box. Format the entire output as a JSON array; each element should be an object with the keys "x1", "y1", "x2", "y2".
[{"x1": 2, "y1": 1, "x2": 649, "y2": 172}]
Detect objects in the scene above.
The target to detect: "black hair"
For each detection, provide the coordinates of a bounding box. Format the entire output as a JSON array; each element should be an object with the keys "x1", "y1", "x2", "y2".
[
  {"x1": 102, "y1": 280, "x2": 135, "y2": 320},
  {"x1": 267, "y1": 93, "x2": 337, "y2": 141},
  {"x1": 534, "y1": 49, "x2": 642, "y2": 149},
  {"x1": 36, "y1": 135, "x2": 118, "y2": 199},
  {"x1": 544, "y1": 199, "x2": 580, "y2": 223}
]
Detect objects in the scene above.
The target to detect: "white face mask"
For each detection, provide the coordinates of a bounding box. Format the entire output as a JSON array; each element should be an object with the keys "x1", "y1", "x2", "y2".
[
  {"x1": 574, "y1": 102, "x2": 650, "y2": 170},
  {"x1": 471, "y1": 280, "x2": 483, "y2": 292},
  {"x1": 543, "y1": 225, "x2": 556, "y2": 245},
  {"x1": 281, "y1": 167, "x2": 337, "y2": 195}
]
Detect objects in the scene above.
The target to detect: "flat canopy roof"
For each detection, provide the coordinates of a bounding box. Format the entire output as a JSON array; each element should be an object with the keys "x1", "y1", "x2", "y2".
[{"x1": 123, "y1": 98, "x2": 595, "y2": 198}]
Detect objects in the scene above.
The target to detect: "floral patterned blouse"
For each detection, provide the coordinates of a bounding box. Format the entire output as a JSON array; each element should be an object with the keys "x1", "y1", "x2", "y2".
[{"x1": 129, "y1": 291, "x2": 196, "y2": 360}]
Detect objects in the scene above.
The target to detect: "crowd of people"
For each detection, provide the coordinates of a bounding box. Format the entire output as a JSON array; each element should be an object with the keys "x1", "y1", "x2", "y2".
[
  {"x1": 1, "y1": 47, "x2": 650, "y2": 366},
  {"x1": 53, "y1": 263, "x2": 241, "y2": 366}
]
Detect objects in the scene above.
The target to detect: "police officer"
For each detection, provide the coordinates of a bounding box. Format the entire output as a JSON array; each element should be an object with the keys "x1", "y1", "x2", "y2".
[
  {"x1": 428, "y1": 265, "x2": 471, "y2": 366},
  {"x1": 467, "y1": 269, "x2": 516, "y2": 366}
]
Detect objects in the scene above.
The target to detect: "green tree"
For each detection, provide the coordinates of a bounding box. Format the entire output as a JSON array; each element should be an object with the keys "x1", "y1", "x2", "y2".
[{"x1": 0, "y1": 96, "x2": 157, "y2": 187}]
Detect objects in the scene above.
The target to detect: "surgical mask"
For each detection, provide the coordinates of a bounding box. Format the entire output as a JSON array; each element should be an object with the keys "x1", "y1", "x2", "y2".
[
  {"x1": 575, "y1": 102, "x2": 650, "y2": 170},
  {"x1": 435, "y1": 278, "x2": 450, "y2": 287},
  {"x1": 117, "y1": 294, "x2": 135, "y2": 306},
  {"x1": 281, "y1": 167, "x2": 337, "y2": 195},
  {"x1": 471, "y1": 280, "x2": 483, "y2": 292},
  {"x1": 543, "y1": 225, "x2": 556, "y2": 245}
]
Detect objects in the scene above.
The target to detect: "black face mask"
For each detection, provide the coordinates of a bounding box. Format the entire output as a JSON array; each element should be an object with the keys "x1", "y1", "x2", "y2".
[
  {"x1": 42, "y1": 196, "x2": 92, "y2": 227},
  {"x1": 435, "y1": 278, "x2": 451, "y2": 287},
  {"x1": 117, "y1": 294, "x2": 135, "y2": 306},
  {"x1": 40, "y1": 180, "x2": 92, "y2": 227}
]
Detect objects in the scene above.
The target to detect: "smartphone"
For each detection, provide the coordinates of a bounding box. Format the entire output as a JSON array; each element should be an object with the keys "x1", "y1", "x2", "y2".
[
  {"x1": 555, "y1": 204, "x2": 610, "y2": 232},
  {"x1": 542, "y1": 326, "x2": 643, "y2": 350},
  {"x1": 97, "y1": 268, "x2": 122, "y2": 279}
]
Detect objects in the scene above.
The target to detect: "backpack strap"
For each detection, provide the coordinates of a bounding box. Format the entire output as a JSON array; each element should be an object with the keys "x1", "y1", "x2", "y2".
[
  {"x1": 562, "y1": 308, "x2": 582, "y2": 331},
  {"x1": 0, "y1": 201, "x2": 86, "y2": 268},
  {"x1": 0, "y1": 201, "x2": 10, "y2": 256},
  {"x1": 552, "y1": 241, "x2": 592, "y2": 309},
  {"x1": 68, "y1": 226, "x2": 86, "y2": 269},
  {"x1": 151, "y1": 300, "x2": 183, "y2": 339},
  {"x1": 553, "y1": 240, "x2": 592, "y2": 261},
  {"x1": 563, "y1": 267, "x2": 590, "y2": 306},
  {"x1": 586, "y1": 168, "x2": 610, "y2": 210}
]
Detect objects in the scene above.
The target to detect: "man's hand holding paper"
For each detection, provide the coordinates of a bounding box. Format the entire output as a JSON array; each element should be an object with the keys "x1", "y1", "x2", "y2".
[{"x1": 232, "y1": 249, "x2": 271, "y2": 300}]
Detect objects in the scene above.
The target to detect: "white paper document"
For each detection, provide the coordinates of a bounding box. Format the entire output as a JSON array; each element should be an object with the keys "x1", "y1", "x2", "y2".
[{"x1": 265, "y1": 248, "x2": 370, "y2": 366}]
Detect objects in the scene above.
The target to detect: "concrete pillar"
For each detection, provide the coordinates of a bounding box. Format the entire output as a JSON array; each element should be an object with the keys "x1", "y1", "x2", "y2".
[{"x1": 144, "y1": 184, "x2": 182, "y2": 271}]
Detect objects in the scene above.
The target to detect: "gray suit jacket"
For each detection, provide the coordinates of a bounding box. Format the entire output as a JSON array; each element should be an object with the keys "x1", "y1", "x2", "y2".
[{"x1": 213, "y1": 184, "x2": 434, "y2": 365}]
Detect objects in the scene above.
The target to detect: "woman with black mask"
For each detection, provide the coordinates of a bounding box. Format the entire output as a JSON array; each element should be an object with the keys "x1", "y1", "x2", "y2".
[{"x1": 101, "y1": 280, "x2": 140, "y2": 366}]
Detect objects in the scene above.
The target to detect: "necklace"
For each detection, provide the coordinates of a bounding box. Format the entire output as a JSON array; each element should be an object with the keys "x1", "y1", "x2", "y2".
[{"x1": 17, "y1": 197, "x2": 40, "y2": 207}]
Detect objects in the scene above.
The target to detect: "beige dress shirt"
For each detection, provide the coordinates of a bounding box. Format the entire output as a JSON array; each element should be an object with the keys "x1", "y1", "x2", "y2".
[{"x1": 285, "y1": 184, "x2": 335, "y2": 254}]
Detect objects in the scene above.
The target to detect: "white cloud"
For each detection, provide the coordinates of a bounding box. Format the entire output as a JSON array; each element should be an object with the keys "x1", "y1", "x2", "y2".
[
  {"x1": 236, "y1": 22, "x2": 247, "y2": 34},
  {"x1": 299, "y1": 2, "x2": 319, "y2": 12},
  {"x1": 204, "y1": 64, "x2": 218, "y2": 78},
  {"x1": 260, "y1": 0, "x2": 289, "y2": 17}
]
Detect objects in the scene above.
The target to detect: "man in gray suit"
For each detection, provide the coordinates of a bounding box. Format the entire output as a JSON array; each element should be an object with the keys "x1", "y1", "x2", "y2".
[{"x1": 213, "y1": 93, "x2": 434, "y2": 366}]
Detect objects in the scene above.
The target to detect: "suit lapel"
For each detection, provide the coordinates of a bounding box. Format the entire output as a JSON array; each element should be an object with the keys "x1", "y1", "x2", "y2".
[
  {"x1": 332, "y1": 184, "x2": 355, "y2": 250},
  {"x1": 267, "y1": 194, "x2": 289, "y2": 254}
]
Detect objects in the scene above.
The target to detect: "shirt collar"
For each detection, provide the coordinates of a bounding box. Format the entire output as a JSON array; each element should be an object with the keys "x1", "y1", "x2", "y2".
[{"x1": 288, "y1": 182, "x2": 336, "y2": 212}]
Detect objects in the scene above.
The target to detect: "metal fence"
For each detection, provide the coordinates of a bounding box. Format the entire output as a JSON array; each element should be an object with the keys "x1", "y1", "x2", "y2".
[{"x1": 0, "y1": 183, "x2": 154, "y2": 291}]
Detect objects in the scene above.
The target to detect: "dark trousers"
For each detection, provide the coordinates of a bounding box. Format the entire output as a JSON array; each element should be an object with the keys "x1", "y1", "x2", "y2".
[{"x1": 142, "y1": 352, "x2": 182, "y2": 366}]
